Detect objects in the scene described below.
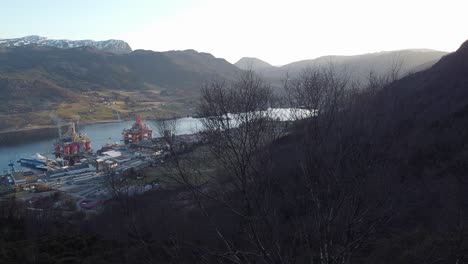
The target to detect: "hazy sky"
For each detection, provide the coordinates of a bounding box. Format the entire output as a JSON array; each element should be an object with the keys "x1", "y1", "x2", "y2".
[{"x1": 1, "y1": 0, "x2": 467, "y2": 65}]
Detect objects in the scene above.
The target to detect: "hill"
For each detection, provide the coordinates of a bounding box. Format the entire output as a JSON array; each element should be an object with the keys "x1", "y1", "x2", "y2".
[
  {"x1": 343, "y1": 39, "x2": 468, "y2": 263},
  {"x1": 0, "y1": 46, "x2": 239, "y2": 92},
  {"x1": 0, "y1": 46, "x2": 240, "y2": 130},
  {"x1": 234, "y1": 57, "x2": 273, "y2": 70}
]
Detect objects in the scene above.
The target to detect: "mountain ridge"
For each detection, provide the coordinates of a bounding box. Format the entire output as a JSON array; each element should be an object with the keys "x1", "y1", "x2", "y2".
[
  {"x1": 0, "y1": 46, "x2": 241, "y2": 130},
  {"x1": 255, "y1": 49, "x2": 448, "y2": 88},
  {"x1": 0, "y1": 35, "x2": 132, "y2": 54}
]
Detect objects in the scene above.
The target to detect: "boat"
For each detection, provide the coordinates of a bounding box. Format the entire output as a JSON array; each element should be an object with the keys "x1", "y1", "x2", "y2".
[
  {"x1": 17, "y1": 153, "x2": 51, "y2": 170},
  {"x1": 18, "y1": 157, "x2": 45, "y2": 168}
]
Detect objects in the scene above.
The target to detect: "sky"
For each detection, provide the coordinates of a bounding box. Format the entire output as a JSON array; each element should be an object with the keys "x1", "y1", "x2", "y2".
[{"x1": 1, "y1": 0, "x2": 468, "y2": 65}]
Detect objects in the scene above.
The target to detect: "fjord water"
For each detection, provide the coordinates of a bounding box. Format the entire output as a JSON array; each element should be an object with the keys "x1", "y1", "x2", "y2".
[{"x1": 0, "y1": 117, "x2": 202, "y2": 171}]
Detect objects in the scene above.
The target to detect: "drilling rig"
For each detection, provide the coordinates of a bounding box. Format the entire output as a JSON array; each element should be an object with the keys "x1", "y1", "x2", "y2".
[
  {"x1": 54, "y1": 123, "x2": 92, "y2": 165},
  {"x1": 123, "y1": 114, "x2": 153, "y2": 144}
]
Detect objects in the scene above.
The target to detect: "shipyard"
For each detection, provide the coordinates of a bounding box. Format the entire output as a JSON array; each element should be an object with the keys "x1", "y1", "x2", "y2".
[{"x1": 0, "y1": 114, "x2": 201, "y2": 210}]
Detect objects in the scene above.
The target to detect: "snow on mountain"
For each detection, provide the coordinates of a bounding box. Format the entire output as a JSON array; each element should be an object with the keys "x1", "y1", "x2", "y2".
[{"x1": 0, "y1": 35, "x2": 132, "y2": 54}]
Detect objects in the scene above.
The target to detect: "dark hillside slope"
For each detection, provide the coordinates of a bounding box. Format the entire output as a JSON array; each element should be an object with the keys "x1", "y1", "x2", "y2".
[
  {"x1": 359, "y1": 39, "x2": 468, "y2": 263},
  {"x1": 372, "y1": 40, "x2": 468, "y2": 178},
  {"x1": 384, "y1": 41, "x2": 468, "y2": 122},
  {"x1": 247, "y1": 39, "x2": 468, "y2": 263}
]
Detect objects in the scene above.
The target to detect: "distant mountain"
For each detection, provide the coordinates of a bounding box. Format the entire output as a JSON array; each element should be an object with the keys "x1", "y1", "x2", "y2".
[
  {"x1": 282, "y1": 49, "x2": 446, "y2": 75},
  {"x1": 0, "y1": 35, "x2": 132, "y2": 54},
  {"x1": 0, "y1": 46, "x2": 240, "y2": 117},
  {"x1": 234, "y1": 57, "x2": 273, "y2": 70},
  {"x1": 253, "y1": 49, "x2": 448, "y2": 88}
]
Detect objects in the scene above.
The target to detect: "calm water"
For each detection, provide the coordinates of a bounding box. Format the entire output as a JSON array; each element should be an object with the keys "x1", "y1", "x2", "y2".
[{"x1": 0, "y1": 117, "x2": 203, "y2": 171}]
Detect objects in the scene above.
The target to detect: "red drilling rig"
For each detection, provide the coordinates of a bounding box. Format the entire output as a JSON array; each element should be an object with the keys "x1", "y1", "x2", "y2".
[
  {"x1": 54, "y1": 123, "x2": 92, "y2": 165},
  {"x1": 123, "y1": 114, "x2": 153, "y2": 144}
]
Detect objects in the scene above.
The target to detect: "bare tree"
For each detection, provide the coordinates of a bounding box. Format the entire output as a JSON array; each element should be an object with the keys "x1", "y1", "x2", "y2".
[
  {"x1": 366, "y1": 57, "x2": 403, "y2": 94},
  {"x1": 158, "y1": 70, "x2": 291, "y2": 263},
  {"x1": 153, "y1": 117, "x2": 179, "y2": 156},
  {"x1": 283, "y1": 65, "x2": 395, "y2": 264},
  {"x1": 162, "y1": 66, "x2": 398, "y2": 264},
  {"x1": 154, "y1": 117, "x2": 178, "y2": 144}
]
